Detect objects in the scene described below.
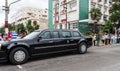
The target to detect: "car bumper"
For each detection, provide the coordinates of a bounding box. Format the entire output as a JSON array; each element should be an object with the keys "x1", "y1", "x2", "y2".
[{"x1": 0, "y1": 51, "x2": 7, "y2": 62}]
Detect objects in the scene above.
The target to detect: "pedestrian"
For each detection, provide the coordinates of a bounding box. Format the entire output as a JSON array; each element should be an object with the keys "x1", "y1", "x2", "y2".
[
  {"x1": 101, "y1": 34, "x2": 105, "y2": 45},
  {"x1": 104, "y1": 33, "x2": 108, "y2": 45},
  {"x1": 96, "y1": 34, "x2": 100, "y2": 46},
  {"x1": 93, "y1": 34, "x2": 96, "y2": 46}
]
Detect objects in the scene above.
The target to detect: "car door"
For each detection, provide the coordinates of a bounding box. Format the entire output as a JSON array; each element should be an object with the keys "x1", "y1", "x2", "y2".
[
  {"x1": 53, "y1": 30, "x2": 74, "y2": 51},
  {"x1": 52, "y1": 31, "x2": 62, "y2": 51},
  {"x1": 33, "y1": 31, "x2": 55, "y2": 54},
  {"x1": 71, "y1": 31, "x2": 82, "y2": 48}
]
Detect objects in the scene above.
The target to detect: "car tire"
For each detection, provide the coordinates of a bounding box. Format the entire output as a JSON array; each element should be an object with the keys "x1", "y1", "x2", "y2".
[
  {"x1": 9, "y1": 47, "x2": 29, "y2": 65},
  {"x1": 78, "y1": 42, "x2": 87, "y2": 54}
]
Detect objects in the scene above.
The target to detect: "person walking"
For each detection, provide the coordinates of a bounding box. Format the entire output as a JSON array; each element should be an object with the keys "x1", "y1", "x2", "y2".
[
  {"x1": 96, "y1": 34, "x2": 100, "y2": 46},
  {"x1": 101, "y1": 34, "x2": 105, "y2": 45},
  {"x1": 93, "y1": 34, "x2": 96, "y2": 46}
]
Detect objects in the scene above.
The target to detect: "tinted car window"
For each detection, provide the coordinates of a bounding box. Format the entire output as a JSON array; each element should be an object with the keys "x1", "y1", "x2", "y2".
[
  {"x1": 53, "y1": 32, "x2": 59, "y2": 38},
  {"x1": 62, "y1": 31, "x2": 71, "y2": 38},
  {"x1": 73, "y1": 31, "x2": 80, "y2": 37},
  {"x1": 23, "y1": 31, "x2": 40, "y2": 39},
  {"x1": 41, "y1": 32, "x2": 51, "y2": 39}
]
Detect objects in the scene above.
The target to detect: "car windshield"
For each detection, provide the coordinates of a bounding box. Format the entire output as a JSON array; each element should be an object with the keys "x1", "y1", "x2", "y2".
[{"x1": 23, "y1": 31, "x2": 40, "y2": 39}]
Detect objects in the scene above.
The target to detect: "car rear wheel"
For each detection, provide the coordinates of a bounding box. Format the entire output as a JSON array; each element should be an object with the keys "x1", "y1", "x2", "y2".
[
  {"x1": 78, "y1": 42, "x2": 87, "y2": 54},
  {"x1": 9, "y1": 47, "x2": 29, "y2": 65}
]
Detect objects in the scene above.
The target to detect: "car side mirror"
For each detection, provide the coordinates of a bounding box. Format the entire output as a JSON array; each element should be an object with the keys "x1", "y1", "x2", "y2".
[
  {"x1": 37, "y1": 36, "x2": 42, "y2": 42},
  {"x1": 39, "y1": 36, "x2": 42, "y2": 40}
]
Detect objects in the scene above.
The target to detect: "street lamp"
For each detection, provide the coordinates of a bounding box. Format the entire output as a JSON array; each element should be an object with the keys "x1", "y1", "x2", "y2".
[{"x1": 3, "y1": 0, "x2": 21, "y2": 34}]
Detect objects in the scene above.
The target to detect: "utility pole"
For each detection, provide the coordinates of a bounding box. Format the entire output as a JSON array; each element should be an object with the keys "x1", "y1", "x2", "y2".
[
  {"x1": 3, "y1": 0, "x2": 21, "y2": 34},
  {"x1": 5, "y1": 0, "x2": 9, "y2": 34}
]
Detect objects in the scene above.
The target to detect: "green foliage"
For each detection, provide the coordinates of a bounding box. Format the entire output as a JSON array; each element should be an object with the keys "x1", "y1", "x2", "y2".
[
  {"x1": 110, "y1": 0, "x2": 120, "y2": 29},
  {"x1": 26, "y1": 20, "x2": 34, "y2": 33},
  {"x1": 0, "y1": 20, "x2": 40, "y2": 34},
  {"x1": 8, "y1": 24, "x2": 14, "y2": 31},
  {"x1": 100, "y1": 20, "x2": 114, "y2": 33},
  {"x1": 34, "y1": 24, "x2": 39, "y2": 30},
  {"x1": 0, "y1": 27, "x2": 5, "y2": 33},
  {"x1": 90, "y1": 8, "x2": 102, "y2": 21},
  {"x1": 16, "y1": 23, "x2": 26, "y2": 34}
]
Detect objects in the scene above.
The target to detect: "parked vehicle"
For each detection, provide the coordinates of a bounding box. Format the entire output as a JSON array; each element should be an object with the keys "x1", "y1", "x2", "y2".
[{"x1": 0, "y1": 29, "x2": 92, "y2": 64}]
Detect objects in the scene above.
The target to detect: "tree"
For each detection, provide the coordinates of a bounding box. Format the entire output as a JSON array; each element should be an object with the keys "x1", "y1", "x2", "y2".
[
  {"x1": 90, "y1": 8, "x2": 102, "y2": 21},
  {"x1": 100, "y1": 20, "x2": 114, "y2": 33},
  {"x1": 0, "y1": 27, "x2": 5, "y2": 33},
  {"x1": 110, "y1": 0, "x2": 120, "y2": 29},
  {"x1": 34, "y1": 24, "x2": 39, "y2": 30},
  {"x1": 33, "y1": 21, "x2": 39, "y2": 30},
  {"x1": 26, "y1": 20, "x2": 34, "y2": 33},
  {"x1": 90, "y1": 8, "x2": 102, "y2": 33},
  {"x1": 8, "y1": 24, "x2": 14, "y2": 31},
  {"x1": 16, "y1": 23, "x2": 26, "y2": 34}
]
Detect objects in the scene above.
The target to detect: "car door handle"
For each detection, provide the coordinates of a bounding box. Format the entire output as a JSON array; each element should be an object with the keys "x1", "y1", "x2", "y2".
[{"x1": 49, "y1": 41, "x2": 54, "y2": 43}]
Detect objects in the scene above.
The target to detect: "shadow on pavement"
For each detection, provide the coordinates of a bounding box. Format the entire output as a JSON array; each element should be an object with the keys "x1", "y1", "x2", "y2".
[
  {"x1": 28, "y1": 51, "x2": 93, "y2": 63},
  {"x1": 0, "y1": 50, "x2": 94, "y2": 65}
]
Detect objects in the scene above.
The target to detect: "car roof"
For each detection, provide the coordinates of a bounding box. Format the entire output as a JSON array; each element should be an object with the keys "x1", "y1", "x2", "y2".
[{"x1": 35, "y1": 29, "x2": 79, "y2": 32}]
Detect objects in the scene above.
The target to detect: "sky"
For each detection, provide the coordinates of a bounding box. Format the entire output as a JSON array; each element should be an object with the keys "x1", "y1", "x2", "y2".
[{"x1": 0, "y1": 0, "x2": 48, "y2": 26}]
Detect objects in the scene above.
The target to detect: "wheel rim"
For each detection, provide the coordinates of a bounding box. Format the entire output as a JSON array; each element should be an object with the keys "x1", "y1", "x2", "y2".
[
  {"x1": 14, "y1": 50, "x2": 26, "y2": 62},
  {"x1": 80, "y1": 45, "x2": 86, "y2": 53}
]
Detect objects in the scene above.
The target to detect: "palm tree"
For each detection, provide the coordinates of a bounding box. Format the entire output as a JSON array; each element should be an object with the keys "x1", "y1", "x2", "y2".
[{"x1": 90, "y1": 8, "x2": 102, "y2": 33}]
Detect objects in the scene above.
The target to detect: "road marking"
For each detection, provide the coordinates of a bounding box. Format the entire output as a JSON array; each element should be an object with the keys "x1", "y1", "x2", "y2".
[
  {"x1": 17, "y1": 65, "x2": 27, "y2": 71},
  {"x1": 17, "y1": 65, "x2": 23, "y2": 69}
]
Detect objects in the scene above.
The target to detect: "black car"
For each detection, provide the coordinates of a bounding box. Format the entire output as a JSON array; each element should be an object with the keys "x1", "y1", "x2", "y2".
[{"x1": 0, "y1": 29, "x2": 92, "y2": 64}]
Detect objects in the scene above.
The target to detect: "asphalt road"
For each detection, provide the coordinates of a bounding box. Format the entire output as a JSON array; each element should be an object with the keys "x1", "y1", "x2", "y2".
[{"x1": 1, "y1": 44, "x2": 120, "y2": 71}]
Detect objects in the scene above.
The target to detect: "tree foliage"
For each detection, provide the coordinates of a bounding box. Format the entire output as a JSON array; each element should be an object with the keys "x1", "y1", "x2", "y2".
[
  {"x1": 110, "y1": 0, "x2": 120, "y2": 29},
  {"x1": 0, "y1": 27, "x2": 5, "y2": 33},
  {"x1": 100, "y1": 20, "x2": 114, "y2": 33},
  {"x1": 90, "y1": 8, "x2": 102, "y2": 22},
  {"x1": 0, "y1": 20, "x2": 40, "y2": 34},
  {"x1": 16, "y1": 23, "x2": 26, "y2": 34},
  {"x1": 26, "y1": 20, "x2": 34, "y2": 33}
]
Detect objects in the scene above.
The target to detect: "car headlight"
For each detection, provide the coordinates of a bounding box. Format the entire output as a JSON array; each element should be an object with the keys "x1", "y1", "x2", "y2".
[{"x1": 0, "y1": 44, "x2": 2, "y2": 50}]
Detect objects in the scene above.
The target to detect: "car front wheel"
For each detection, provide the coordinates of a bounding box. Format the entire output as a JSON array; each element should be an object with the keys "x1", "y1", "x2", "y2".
[
  {"x1": 78, "y1": 42, "x2": 87, "y2": 54},
  {"x1": 9, "y1": 47, "x2": 29, "y2": 65}
]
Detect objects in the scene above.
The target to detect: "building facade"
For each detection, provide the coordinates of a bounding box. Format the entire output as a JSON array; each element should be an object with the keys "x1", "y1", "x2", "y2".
[
  {"x1": 11, "y1": 7, "x2": 48, "y2": 30},
  {"x1": 48, "y1": 0, "x2": 112, "y2": 34}
]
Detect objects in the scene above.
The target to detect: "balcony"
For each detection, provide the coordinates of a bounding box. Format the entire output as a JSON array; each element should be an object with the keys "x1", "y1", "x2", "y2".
[
  {"x1": 55, "y1": 21, "x2": 59, "y2": 24},
  {"x1": 60, "y1": 9, "x2": 67, "y2": 15},
  {"x1": 61, "y1": 19, "x2": 67, "y2": 23},
  {"x1": 55, "y1": 3, "x2": 59, "y2": 7},
  {"x1": 61, "y1": 0, "x2": 67, "y2": 5},
  {"x1": 55, "y1": 12, "x2": 59, "y2": 15}
]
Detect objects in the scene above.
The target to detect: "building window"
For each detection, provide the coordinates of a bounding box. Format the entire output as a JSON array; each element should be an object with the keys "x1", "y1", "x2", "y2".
[
  {"x1": 104, "y1": 6, "x2": 108, "y2": 13},
  {"x1": 98, "y1": 4, "x2": 102, "y2": 9},
  {"x1": 27, "y1": 13, "x2": 33, "y2": 16},
  {"x1": 91, "y1": 2, "x2": 96, "y2": 8},
  {"x1": 103, "y1": 15, "x2": 108, "y2": 21},
  {"x1": 104, "y1": 0, "x2": 107, "y2": 4},
  {"x1": 98, "y1": 0, "x2": 102, "y2": 2},
  {"x1": 42, "y1": 15, "x2": 47, "y2": 17},
  {"x1": 71, "y1": 23, "x2": 78, "y2": 29},
  {"x1": 45, "y1": 11, "x2": 47, "y2": 13},
  {"x1": 69, "y1": 1, "x2": 77, "y2": 10}
]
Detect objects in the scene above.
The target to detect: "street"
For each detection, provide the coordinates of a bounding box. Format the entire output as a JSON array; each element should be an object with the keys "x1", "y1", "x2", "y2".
[{"x1": 1, "y1": 44, "x2": 120, "y2": 71}]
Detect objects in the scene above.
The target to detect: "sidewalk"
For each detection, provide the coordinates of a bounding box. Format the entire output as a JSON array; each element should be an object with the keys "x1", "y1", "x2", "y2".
[{"x1": 92, "y1": 43, "x2": 120, "y2": 48}]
